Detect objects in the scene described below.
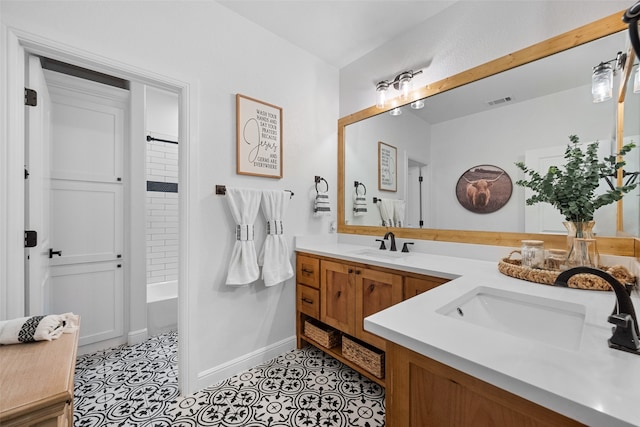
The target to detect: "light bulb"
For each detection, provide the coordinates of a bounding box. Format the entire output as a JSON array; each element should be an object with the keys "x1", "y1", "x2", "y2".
[
  {"x1": 376, "y1": 81, "x2": 388, "y2": 108},
  {"x1": 634, "y1": 67, "x2": 639, "y2": 94},
  {"x1": 592, "y1": 62, "x2": 613, "y2": 103},
  {"x1": 399, "y1": 78, "x2": 411, "y2": 99}
]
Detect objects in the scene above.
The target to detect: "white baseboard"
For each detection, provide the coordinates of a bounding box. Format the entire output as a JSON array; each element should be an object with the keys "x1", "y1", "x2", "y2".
[
  {"x1": 196, "y1": 336, "x2": 296, "y2": 391},
  {"x1": 127, "y1": 328, "x2": 148, "y2": 346}
]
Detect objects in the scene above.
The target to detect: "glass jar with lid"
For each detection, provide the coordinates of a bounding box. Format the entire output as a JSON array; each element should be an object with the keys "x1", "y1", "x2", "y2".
[{"x1": 521, "y1": 240, "x2": 545, "y2": 269}]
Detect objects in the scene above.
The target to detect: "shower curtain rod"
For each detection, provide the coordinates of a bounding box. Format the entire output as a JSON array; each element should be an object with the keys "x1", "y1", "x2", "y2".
[{"x1": 146, "y1": 135, "x2": 178, "y2": 144}]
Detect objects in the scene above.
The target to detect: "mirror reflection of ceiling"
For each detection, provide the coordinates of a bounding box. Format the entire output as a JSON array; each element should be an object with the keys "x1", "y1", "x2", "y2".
[
  {"x1": 395, "y1": 32, "x2": 626, "y2": 124},
  {"x1": 343, "y1": 29, "x2": 640, "y2": 237}
]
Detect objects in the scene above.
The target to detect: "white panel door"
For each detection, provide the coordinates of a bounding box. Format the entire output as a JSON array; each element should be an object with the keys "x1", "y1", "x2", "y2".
[
  {"x1": 45, "y1": 70, "x2": 128, "y2": 346},
  {"x1": 25, "y1": 55, "x2": 52, "y2": 316}
]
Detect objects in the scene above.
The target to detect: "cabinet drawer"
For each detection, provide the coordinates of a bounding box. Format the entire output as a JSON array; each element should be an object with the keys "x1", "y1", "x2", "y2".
[
  {"x1": 297, "y1": 285, "x2": 320, "y2": 318},
  {"x1": 297, "y1": 254, "x2": 320, "y2": 288},
  {"x1": 404, "y1": 276, "x2": 448, "y2": 300}
]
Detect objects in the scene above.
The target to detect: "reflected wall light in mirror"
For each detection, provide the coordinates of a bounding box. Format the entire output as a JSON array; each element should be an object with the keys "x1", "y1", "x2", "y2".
[
  {"x1": 375, "y1": 69, "x2": 423, "y2": 108},
  {"x1": 634, "y1": 65, "x2": 640, "y2": 93},
  {"x1": 592, "y1": 51, "x2": 626, "y2": 102}
]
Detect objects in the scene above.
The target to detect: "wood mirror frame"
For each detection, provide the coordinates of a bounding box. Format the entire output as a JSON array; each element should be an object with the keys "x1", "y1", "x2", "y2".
[{"x1": 338, "y1": 10, "x2": 639, "y2": 257}]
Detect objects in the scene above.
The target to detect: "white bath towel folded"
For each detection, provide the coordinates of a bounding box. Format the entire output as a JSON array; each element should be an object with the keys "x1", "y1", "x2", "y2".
[
  {"x1": 393, "y1": 199, "x2": 406, "y2": 228},
  {"x1": 225, "y1": 187, "x2": 262, "y2": 286},
  {"x1": 353, "y1": 193, "x2": 368, "y2": 216},
  {"x1": 0, "y1": 312, "x2": 79, "y2": 345},
  {"x1": 378, "y1": 198, "x2": 395, "y2": 227},
  {"x1": 313, "y1": 191, "x2": 331, "y2": 216},
  {"x1": 259, "y1": 190, "x2": 294, "y2": 287}
]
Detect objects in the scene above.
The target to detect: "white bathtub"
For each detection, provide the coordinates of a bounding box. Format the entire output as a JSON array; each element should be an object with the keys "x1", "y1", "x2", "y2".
[{"x1": 147, "y1": 280, "x2": 177, "y2": 336}]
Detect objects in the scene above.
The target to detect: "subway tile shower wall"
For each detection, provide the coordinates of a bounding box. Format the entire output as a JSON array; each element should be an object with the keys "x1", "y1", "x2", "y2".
[{"x1": 146, "y1": 139, "x2": 179, "y2": 285}]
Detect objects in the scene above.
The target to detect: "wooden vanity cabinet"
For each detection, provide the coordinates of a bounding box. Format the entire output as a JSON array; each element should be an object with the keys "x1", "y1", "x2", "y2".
[
  {"x1": 404, "y1": 275, "x2": 449, "y2": 299},
  {"x1": 295, "y1": 252, "x2": 448, "y2": 386},
  {"x1": 386, "y1": 342, "x2": 585, "y2": 427}
]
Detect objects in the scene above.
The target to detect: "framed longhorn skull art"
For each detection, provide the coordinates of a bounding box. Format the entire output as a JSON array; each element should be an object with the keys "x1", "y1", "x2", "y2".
[{"x1": 455, "y1": 165, "x2": 512, "y2": 214}]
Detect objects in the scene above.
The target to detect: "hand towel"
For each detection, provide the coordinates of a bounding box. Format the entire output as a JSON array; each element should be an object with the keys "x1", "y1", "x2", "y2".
[
  {"x1": 393, "y1": 199, "x2": 406, "y2": 228},
  {"x1": 0, "y1": 312, "x2": 79, "y2": 345},
  {"x1": 259, "y1": 190, "x2": 294, "y2": 287},
  {"x1": 313, "y1": 191, "x2": 331, "y2": 217},
  {"x1": 353, "y1": 192, "x2": 368, "y2": 217},
  {"x1": 378, "y1": 198, "x2": 395, "y2": 227},
  {"x1": 225, "y1": 187, "x2": 262, "y2": 286}
]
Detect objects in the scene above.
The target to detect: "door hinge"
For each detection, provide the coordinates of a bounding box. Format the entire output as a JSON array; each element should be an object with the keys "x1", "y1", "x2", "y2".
[
  {"x1": 24, "y1": 88, "x2": 37, "y2": 106},
  {"x1": 418, "y1": 176, "x2": 423, "y2": 182},
  {"x1": 24, "y1": 168, "x2": 29, "y2": 179},
  {"x1": 24, "y1": 230, "x2": 37, "y2": 248}
]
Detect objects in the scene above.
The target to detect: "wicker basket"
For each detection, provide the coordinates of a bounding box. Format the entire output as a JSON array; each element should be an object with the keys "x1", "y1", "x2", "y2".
[
  {"x1": 342, "y1": 335, "x2": 385, "y2": 378},
  {"x1": 498, "y1": 250, "x2": 635, "y2": 291},
  {"x1": 304, "y1": 319, "x2": 340, "y2": 349}
]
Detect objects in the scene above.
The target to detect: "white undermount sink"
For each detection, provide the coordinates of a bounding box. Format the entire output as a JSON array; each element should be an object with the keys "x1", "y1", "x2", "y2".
[
  {"x1": 350, "y1": 248, "x2": 410, "y2": 260},
  {"x1": 436, "y1": 286, "x2": 586, "y2": 350}
]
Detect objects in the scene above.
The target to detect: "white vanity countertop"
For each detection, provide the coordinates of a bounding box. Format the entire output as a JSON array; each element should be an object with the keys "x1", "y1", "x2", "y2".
[{"x1": 295, "y1": 236, "x2": 640, "y2": 427}]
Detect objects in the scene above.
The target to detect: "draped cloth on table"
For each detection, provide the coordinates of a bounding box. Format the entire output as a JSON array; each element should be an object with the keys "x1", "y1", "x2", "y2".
[
  {"x1": 0, "y1": 312, "x2": 79, "y2": 345},
  {"x1": 259, "y1": 190, "x2": 294, "y2": 287},
  {"x1": 225, "y1": 187, "x2": 262, "y2": 286}
]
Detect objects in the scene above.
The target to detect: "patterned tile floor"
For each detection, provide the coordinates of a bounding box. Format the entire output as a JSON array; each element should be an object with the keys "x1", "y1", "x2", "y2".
[{"x1": 74, "y1": 332, "x2": 386, "y2": 426}]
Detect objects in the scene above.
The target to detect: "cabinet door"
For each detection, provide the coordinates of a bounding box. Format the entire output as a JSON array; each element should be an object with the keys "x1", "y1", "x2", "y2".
[
  {"x1": 320, "y1": 260, "x2": 355, "y2": 335},
  {"x1": 356, "y1": 268, "x2": 403, "y2": 349},
  {"x1": 404, "y1": 276, "x2": 448, "y2": 300}
]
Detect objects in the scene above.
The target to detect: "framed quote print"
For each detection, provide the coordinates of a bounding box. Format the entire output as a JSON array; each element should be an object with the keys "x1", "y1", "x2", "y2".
[
  {"x1": 236, "y1": 94, "x2": 283, "y2": 178},
  {"x1": 378, "y1": 141, "x2": 397, "y2": 192}
]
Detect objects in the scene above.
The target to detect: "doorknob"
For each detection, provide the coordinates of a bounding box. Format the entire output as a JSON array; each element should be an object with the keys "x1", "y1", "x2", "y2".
[{"x1": 49, "y1": 248, "x2": 62, "y2": 258}]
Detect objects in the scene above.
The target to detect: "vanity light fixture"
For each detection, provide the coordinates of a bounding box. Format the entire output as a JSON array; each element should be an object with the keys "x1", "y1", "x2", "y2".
[
  {"x1": 592, "y1": 51, "x2": 626, "y2": 103},
  {"x1": 375, "y1": 69, "x2": 423, "y2": 108}
]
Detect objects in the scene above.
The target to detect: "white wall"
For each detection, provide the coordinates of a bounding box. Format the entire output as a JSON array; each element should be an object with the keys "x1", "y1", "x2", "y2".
[
  {"x1": 345, "y1": 110, "x2": 430, "y2": 226},
  {"x1": 1, "y1": 1, "x2": 338, "y2": 394},
  {"x1": 430, "y1": 83, "x2": 616, "y2": 233}
]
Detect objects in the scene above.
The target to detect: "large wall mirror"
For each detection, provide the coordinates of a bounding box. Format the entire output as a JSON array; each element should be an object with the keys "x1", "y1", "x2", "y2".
[{"x1": 338, "y1": 10, "x2": 640, "y2": 256}]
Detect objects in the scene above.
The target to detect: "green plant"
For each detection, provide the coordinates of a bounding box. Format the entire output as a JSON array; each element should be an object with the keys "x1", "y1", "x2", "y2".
[{"x1": 515, "y1": 135, "x2": 637, "y2": 222}]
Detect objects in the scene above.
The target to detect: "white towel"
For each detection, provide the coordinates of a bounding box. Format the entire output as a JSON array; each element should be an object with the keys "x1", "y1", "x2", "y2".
[
  {"x1": 393, "y1": 200, "x2": 406, "y2": 228},
  {"x1": 0, "y1": 312, "x2": 79, "y2": 345},
  {"x1": 225, "y1": 187, "x2": 262, "y2": 286},
  {"x1": 313, "y1": 191, "x2": 331, "y2": 216},
  {"x1": 353, "y1": 193, "x2": 368, "y2": 216},
  {"x1": 378, "y1": 198, "x2": 395, "y2": 227},
  {"x1": 259, "y1": 190, "x2": 294, "y2": 287}
]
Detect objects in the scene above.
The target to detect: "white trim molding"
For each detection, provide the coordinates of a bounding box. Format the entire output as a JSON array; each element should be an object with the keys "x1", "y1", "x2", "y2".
[{"x1": 196, "y1": 336, "x2": 296, "y2": 391}]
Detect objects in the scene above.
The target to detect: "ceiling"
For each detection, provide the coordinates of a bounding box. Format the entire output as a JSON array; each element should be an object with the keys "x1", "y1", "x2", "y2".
[{"x1": 216, "y1": 1, "x2": 456, "y2": 68}]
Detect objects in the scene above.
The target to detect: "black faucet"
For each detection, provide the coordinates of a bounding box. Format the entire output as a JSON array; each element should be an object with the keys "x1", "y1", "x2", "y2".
[
  {"x1": 554, "y1": 267, "x2": 640, "y2": 355},
  {"x1": 383, "y1": 231, "x2": 397, "y2": 252}
]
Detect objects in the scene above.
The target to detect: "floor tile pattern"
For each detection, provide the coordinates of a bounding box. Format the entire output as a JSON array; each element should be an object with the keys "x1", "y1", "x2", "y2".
[
  {"x1": 74, "y1": 332, "x2": 385, "y2": 426},
  {"x1": 74, "y1": 331, "x2": 179, "y2": 426}
]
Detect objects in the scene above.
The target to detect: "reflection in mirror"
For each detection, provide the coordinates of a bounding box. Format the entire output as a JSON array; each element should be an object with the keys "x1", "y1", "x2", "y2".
[
  {"x1": 623, "y1": 60, "x2": 640, "y2": 235},
  {"x1": 343, "y1": 29, "x2": 636, "y2": 237}
]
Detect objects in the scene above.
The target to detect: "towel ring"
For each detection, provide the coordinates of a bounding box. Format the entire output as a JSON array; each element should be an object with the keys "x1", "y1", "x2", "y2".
[
  {"x1": 354, "y1": 181, "x2": 367, "y2": 195},
  {"x1": 315, "y1": 176, "x2": 329, "y2": 193}
]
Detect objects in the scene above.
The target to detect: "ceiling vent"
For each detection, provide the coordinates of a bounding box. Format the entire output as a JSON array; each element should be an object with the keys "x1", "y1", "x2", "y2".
[{"x1": 487, "y1": 96, "x2": 512, "y2": 106}]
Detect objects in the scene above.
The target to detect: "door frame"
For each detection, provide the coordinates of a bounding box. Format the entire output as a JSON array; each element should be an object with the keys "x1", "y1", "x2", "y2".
[{"x1": 0, "y1": 25, "x2": 195, "y2": 394}]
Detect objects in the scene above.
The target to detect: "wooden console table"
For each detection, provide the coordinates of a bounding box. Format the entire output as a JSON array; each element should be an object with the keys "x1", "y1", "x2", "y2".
[{"x1": 0, "y1": 327, "x2": 79, "y2": 427}]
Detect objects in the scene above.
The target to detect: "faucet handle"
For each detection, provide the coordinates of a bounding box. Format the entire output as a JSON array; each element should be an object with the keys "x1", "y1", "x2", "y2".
[
  {"x1": 402, "y1": 242, "x2": 414, "y2": 253},
  {"x1": 375, "y1": 239, "x2": 386, "y2": 250},
  {"x1": 608, "y1": 313, "x2": 640, "y2": 353}
]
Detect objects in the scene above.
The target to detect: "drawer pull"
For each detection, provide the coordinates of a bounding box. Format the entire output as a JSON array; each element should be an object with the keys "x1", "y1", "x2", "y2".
[
  {"x1": 302, "y1": 268, "x2": 314, "y2": 275},
  {"x1": 355, "y1": 270, "x2": 361, "y2": 275},
  {"x1": 348, "y1": 269, "x2": 354, "y2": 274},
  {"x1": 369, "y1": 284, "x2": 375, "y2": 292},
  {"x1": 301, "y1": 297, "x2": 314, "y2": 304},
  {"x1": 336, "y1": 290, "x2": 342, "y2": 298}
]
